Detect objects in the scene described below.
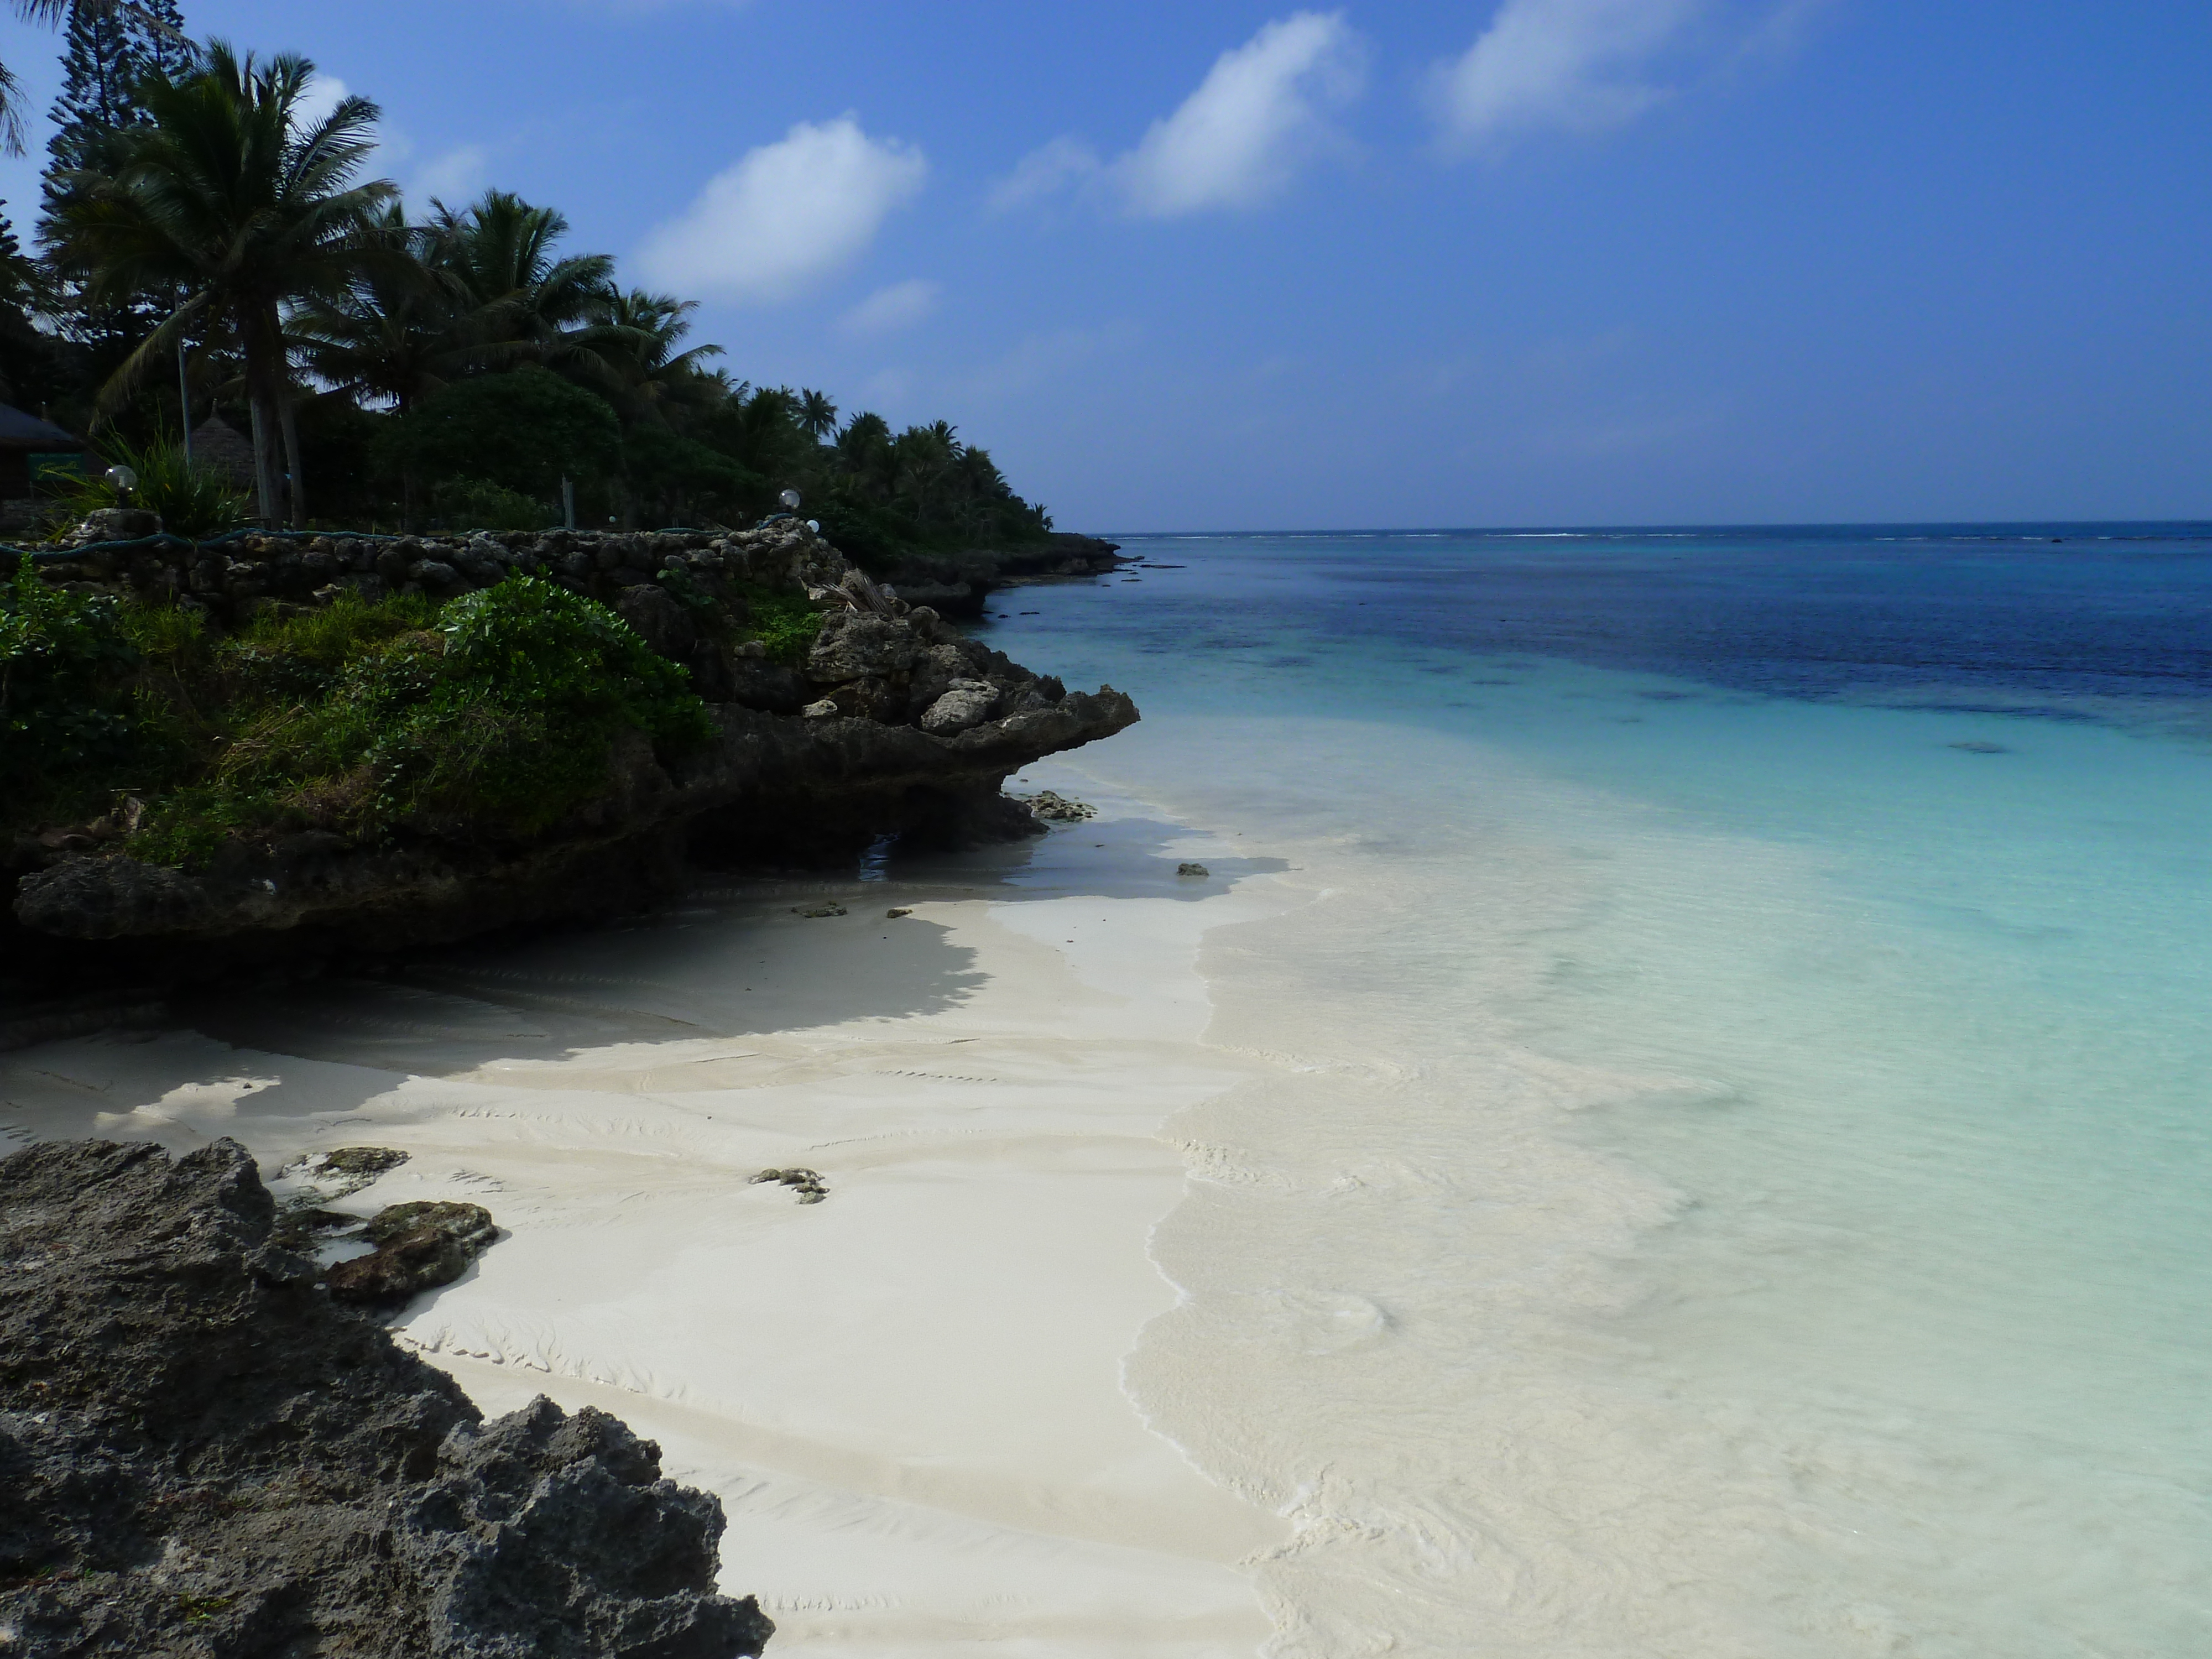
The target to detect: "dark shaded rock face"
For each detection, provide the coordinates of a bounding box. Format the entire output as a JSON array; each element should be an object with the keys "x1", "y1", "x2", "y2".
[
  {"x1": 0, "y1": 1138, "x2": 772, "y2": 1658},
  {"x1": 879, "y1": 534, "x2": 1125, "y2": 615},
  {"x1": 8, "y1": 691, "x2": 1136, "y2": 967}
]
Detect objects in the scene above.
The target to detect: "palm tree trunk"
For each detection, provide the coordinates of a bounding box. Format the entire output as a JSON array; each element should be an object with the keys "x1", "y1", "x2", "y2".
[
  {"x1": 278, "y1": 389, "x2": 305, "y2": 526},
  {"x1": 245, "y1": 394, "x2": 279, "y2": 528},
  {"x1": 242, "y1": 306, "x2": 283, "y2": 528}
]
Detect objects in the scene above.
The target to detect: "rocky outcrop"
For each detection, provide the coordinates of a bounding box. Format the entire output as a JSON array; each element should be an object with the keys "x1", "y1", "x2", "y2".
[
  {"x1": 20, "y1": 519, "x2": 864, "y2": 629},
  {"x1": 878, "y1": 533, "x2": 1125, "y2": 617},
  {"x1": 9, "y1": 519, "x2": 1138, "y2": 973},
  {"x1": 0, "y1": 1137, "x2": 772, "y2": 1658},
  {"x1": 10, "y1": 686, "x2": 1135, "y2": 959}
]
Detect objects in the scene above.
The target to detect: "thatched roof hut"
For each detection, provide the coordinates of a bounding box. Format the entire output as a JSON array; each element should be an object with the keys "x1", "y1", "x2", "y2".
[
  {"x1": 0, "y1": 404, "x2": 87, "y2": 498},
  {"x1": 189, "y1": 415, "x2": 257, "y2": 488}
]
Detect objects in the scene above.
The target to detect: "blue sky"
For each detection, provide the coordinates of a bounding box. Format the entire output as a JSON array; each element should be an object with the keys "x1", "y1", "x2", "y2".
[{"x1": 2, "y1": 1, "x2": 2206, "y2": 530}]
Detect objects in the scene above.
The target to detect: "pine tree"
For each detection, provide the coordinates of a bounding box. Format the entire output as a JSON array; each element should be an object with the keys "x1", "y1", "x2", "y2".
[
  {"x1": 38, "y1": 6, "x2": 197, "y2": 434},
  {"x1": 44, "y1": 2, "x2": 191, "y2": 180},
  {"x1": 138, "y1": 2, "x2": 192, "y2": 84}
]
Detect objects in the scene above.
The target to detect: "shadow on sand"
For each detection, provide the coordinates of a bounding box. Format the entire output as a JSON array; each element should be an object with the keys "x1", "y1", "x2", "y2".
[{"x1": 1, "y1": 816, "x2": 1290, "y2": 1137}]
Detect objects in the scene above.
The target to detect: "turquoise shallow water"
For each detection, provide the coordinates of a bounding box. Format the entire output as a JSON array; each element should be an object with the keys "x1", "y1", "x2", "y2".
[{"x1": 982, "y1": 528, "x2": 2212, "y2": 1655}]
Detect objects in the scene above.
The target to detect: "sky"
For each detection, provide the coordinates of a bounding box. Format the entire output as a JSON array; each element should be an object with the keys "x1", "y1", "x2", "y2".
[{"x1": 0, "y1": 1, "x2": 2206, "y2": 531}]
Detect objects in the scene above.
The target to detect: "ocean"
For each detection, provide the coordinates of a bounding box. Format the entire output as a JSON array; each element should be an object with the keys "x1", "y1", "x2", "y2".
[{"x1": 984, "y1": 526, "x2": 2212, "y2": 1656}]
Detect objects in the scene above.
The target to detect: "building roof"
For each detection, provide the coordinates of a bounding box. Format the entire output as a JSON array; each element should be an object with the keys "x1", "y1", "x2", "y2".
[
  {"x1": 190, "y1": 415, "x2": 256, "y2": 485},
  {"x1": 0, "y1": 404, "x2": 87, "y2": 452}
]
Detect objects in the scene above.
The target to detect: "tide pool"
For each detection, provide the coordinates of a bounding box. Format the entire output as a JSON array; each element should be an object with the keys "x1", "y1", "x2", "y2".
[{"x1": 988, "y1": 527, "x2": 2212, "y2": 1655}]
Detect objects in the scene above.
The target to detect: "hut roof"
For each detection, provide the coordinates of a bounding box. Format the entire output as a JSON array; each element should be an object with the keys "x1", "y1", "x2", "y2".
[
  {"x1": 190, "y1": 415, "x2": 256, "y2": 486},
  {"x1": 0, "y1": 404, "x2": 86, "y2": 452}
]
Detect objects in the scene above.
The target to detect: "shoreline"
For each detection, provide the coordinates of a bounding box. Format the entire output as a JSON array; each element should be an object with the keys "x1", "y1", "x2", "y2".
[{"x1": 0, "y1": 760, "x2": 1297, "y2": 1653}]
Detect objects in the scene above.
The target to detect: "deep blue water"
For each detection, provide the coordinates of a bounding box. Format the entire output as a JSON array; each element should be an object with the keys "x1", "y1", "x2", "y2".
[{"x1": 1049, "y1": 522, "x2": 2212, "y2": 721}]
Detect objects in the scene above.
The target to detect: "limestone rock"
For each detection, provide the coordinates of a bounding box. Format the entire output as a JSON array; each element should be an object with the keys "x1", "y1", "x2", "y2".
[
  {"x1": 920, "y1": 679, "x2": 1000, "y2": 735},
  {"x1": 0, "y1": 1138, "x2": 771, "y2": 1658},
  {"x1": 614, "y1": 582, "x2": 698, "y2": 660},
  {"x1": 281, "y1": 1145, "x2": 409, "y2": 1201},
  {"x1": 324, "y1": 1199, "x2": 496, "y2": 1305},
  {"x1": 68, "y1": 506, "x2": 160, "y2": 545},
  {"x1": 807, "y1": 611, "x2": 919, "y2": 684},
  {"x1": 723, "y1": 654, "x2": 811, "y2": 714},
  {"x1": 1024, "y1": 790, "x2": 1095, "y2": 822}
]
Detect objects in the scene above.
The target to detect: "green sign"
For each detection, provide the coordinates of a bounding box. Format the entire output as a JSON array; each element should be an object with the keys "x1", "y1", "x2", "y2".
[{"x1": 29, "y1": 452, "x2": 86, "y2": 485}]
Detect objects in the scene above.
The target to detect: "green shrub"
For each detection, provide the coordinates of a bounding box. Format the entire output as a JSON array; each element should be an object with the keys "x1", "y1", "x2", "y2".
[
  {"x1": 0, "y1": 556, "x2": 142, "y2": 804},
  {"x1": 393, "y1": 578, "x2": 713, "y2": 834},
  {"x1": 429, "y1": 476, "x2": 553, "y2": 533},
  {"x1": 377, "y1": 367, "x2": 622, "y2": 502},
  {"x1": 737, "y1": 584, "x2": 823, "y2": 667},
  {"x1": 107, "y1": 433, "x2": 251, "y2": 537},
  {"x1": 41, "y1": 432, "x2": 250, "y2": 539},
  {"x1": 17, "y1": 572, "x2": 722, "y2": 863}
]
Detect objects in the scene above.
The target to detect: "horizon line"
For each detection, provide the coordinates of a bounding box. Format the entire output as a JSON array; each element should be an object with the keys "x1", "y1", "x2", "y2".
[{"x1": 1087, "y1": 518, "x2": 2212, "y2": 540}]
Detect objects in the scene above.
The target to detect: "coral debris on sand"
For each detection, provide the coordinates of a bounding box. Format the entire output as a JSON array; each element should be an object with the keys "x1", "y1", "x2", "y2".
[{"x1": 0, "y1": 1138, "x2": 773, "y2": 1658}]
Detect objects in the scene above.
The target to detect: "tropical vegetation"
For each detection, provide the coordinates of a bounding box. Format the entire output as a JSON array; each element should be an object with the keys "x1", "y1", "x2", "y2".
[
  {"x1": 0, "y1": 558, "x2": 723, "y2": 858},
  {"x1": 0, "y1": 3, "x2": 1058, "y2": 561}
]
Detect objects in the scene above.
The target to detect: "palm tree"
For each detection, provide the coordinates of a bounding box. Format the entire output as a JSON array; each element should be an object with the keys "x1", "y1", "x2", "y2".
[
  {"x1": 589, "y1": 286, "x2": 723, "y2": 426},
  {"x1": 833, "y1": 410, "x2": 893, "y2": 499},
  {"x1": 797, "y1": 387, "x2": 837, "y2": 444},
  {"x1": 426, "y1": 190, "x2": 628, "y2": 388},
  {"x1": 290, "y1": 203, "x2": 478, "y2": 413},
  {"x1": 891, "y1": 420, "x2": 960, "y2": 530},
  {"x1": 46, "y1": 42, "x2": 393, "y2": 523}
]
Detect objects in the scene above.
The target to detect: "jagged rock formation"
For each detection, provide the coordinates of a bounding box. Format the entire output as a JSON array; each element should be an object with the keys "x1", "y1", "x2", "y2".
[
  {"x1": 8, "y1": 519, "x2": 1136, "y2": 975},
  {"x1": 879, "y1": 533, "x2": 1124, "y2": 617},
  {"x1": 0, "y1": 1138, "x2": 773, "y2": 1658},
  {"x1": 20, "y1": 520, "x2": 1118, "y2": 625}
]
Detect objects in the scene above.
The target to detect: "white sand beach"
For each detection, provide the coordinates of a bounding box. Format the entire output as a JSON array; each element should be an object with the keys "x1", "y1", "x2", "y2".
[{"x1": 0, "y1": 765, "x2": 1298, "y2": 1655}]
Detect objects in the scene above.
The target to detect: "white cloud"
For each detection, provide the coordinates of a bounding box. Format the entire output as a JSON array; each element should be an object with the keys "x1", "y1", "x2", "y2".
[
  {"x1": 1432, "y1": 0, "x2": 1700, "y2": 148},
  {"x1": 1116, "y1": 12, "x2": 1364, "y2": 216},
  {"x1": 987, "y1": 135, "x2": 1102, "y2": 213},
  {"x1": 841, "y1": 278, "x2": 940, "y2": 336},
  {"x1": 637, "y1": 116, "x2": 927, "y2": 302},
  {"x1": 992, "y1": 13, "x2": 1362, "y2": 220},
  {"x1": 291, "y1": 73, "x2": 349, "y2": 132},
  {"x1": 411, "y1": 144, "x2": 488, "y2": 205}
]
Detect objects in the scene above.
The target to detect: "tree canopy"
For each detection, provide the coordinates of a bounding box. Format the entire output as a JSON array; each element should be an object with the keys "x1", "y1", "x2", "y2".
[{"x1": 0, "y1": 14, "x2": 1059, "y2": 555}]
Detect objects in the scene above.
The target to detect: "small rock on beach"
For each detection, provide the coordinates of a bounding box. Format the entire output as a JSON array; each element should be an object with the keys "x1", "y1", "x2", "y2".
[{"x1": 324, "y1": 1200, "x2": 497, "y2": 1306}]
